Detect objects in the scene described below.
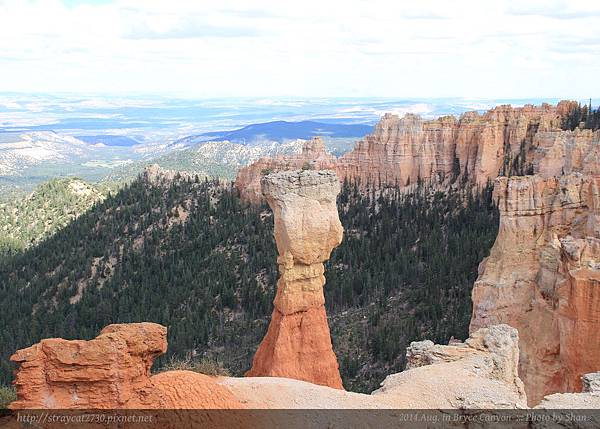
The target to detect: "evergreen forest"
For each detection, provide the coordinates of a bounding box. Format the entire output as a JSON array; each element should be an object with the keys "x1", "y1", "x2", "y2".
[{"x1": 0, "y1": 174, "x2": 498, "y2": 392}]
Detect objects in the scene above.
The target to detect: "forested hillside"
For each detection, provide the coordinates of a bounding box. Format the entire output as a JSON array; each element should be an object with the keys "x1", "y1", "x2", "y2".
[
  {"x1": 0, "y1": 178, "x2": 107, "y2": 254},
  {"x1": 0, "y1": 173, "x2": 498, "y2": 392}
]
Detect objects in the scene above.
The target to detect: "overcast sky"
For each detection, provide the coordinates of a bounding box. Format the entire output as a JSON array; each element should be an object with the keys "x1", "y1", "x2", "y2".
[{"x1": 0, "y1": 0, "x2": 598, "y2": 98}]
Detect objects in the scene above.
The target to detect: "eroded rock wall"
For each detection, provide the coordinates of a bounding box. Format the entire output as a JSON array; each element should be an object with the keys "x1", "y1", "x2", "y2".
[
  {"x1": 235, "y1": 101, "x2": 586, "y2": 204},
  {"x1": 470, "y1": 174, "x2": 600, "y2": 404}
]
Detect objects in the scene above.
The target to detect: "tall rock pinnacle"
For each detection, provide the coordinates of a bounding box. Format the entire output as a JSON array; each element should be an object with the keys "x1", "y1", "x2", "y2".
[{"x1": 246, "y1": 169, "x2": 344, "y2": 389}]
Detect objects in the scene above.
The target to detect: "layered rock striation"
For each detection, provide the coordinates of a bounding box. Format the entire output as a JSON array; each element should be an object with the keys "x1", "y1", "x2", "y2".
[
  {"x1": 245, "y1": 170, "x2": 344, "y2": 389},
  {"x1": 532, "y1": 128, "x2": 600, "y2": 178},
  {"x1": 235, "y1": 101, "x2": 590, "y2": 204},
  {"x1": 470, "y1": 174, "x2": 600, "y2": 404},
  {"x1": 339, "y1": 101, "x2": 579, "y2": 188}
]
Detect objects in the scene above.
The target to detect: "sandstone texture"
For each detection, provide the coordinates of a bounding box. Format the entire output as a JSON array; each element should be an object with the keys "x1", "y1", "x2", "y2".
[
  {"x1": 245, "y1": 170, "x2": 344, "y2": 389},
  {"x1": 11, "y1": 322, "x2": 600, "y2": 417},
  {"x1": 235, "y1": 137, "x2": 337, "y2": 204},
  {"x1": 235, "y1": 101, "x2": 591, "y2": 204},
  {"x1": 471, "y1": 174, "x2": 600, "y2": 405},
  {"x1": 536, "y1": 372, "x2": 600, "y2": 409},
  {"x1": 371, "y1": 324, "x2": 527, "y2": 409},
  {"x1": 9, "y1": 323, "x2": 245, "y2": 410},
  {"x1": 339, "y1": 101, "x2": 578, "y2": 189},
  {"x1": 532, "y1": 129, "x2": 600, "y2": 178},
  {"x1": 229, "y1": 325, "x2": 527, "y2": 409}
]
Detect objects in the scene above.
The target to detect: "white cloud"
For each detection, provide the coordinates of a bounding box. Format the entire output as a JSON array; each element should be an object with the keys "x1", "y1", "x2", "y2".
[{"x1": 0, "y1": 0, "x2": 598, "y2": 98}]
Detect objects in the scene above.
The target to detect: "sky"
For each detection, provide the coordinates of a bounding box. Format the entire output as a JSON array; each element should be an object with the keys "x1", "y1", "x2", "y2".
[{"x1": 0, "y1": 0, "x2": 599, "y2": 99}]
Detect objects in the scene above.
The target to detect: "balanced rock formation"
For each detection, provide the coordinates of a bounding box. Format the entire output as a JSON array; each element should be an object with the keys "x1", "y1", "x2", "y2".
[
  {"x1": 9, "y1": 323, "x2": 245, "y2": 410},
  {"x1": 471, "y1": 174, "x2": 600, "y2": 404},
  {"x1": 245, "y1": 169, "x2": 344, "y2": 389},
  {"x1": 235, "y1": 137, "x2": 337, "y2": 204}
]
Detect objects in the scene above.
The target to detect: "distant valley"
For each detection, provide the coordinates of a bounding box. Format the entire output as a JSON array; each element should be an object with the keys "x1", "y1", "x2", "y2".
[{"x1": 0, "y1": 119, "x2": 369, "y2": 197}]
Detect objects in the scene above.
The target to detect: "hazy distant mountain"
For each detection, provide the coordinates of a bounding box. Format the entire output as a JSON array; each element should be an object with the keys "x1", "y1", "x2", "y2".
[
  {"x1": 0, "y1": 119, "x2": 366, "y2": 195},
  {"x1": 0, "y1": 131, "x2": 140, "y2": 196},
  {"x1": 76, "y1": 135, "x2": 141, "y2": 147},
  {"x1": 172, "y1": 121, "x2": 373, "y2": 147},
  {"x1": 104, "y1": 139, "x2": 306, "y2": 183},
  {"x1": 0, "y1": 131, "x2": 92, "y2": 176}
]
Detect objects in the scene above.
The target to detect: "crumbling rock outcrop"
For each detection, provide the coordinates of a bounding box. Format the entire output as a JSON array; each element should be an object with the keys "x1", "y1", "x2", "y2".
[
  {"x1": 583, "y1": 371, "x2": 600, "y2": 393},
  {"x1": 9, "y1": 323, "x2": 245, "y2": 410},
  {"x1": 245, "y1": 169, "x2": 344, "y2": 389},
  {"x1": 371, "y1": 324, "x2": 527, "y2": 409},
  {"x1": 471, "y1": 174, "x2": 600, "y2": 404}
]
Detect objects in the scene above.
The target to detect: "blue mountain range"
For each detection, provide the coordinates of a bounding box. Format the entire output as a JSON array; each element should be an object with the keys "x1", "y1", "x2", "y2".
[{"x1": 181, "y1": 120, "x2": 373, "y2": 145}]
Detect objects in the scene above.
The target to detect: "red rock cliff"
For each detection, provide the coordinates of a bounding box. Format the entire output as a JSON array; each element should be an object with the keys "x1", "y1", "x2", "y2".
[
  {"x1": 245, "y1": 170, "x2": 344, "y2": 389},
  {"x1": 470, "y1": 174, "x2": 600, "y2": 405}
]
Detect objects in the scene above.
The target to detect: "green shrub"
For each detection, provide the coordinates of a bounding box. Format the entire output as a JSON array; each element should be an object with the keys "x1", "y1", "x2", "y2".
[
  {"x1": 301, "y1": 161, "x2": 313, "y2": 170},
  {"x1": 0, "y1": 385, "x2": 16, "y2": 409}
]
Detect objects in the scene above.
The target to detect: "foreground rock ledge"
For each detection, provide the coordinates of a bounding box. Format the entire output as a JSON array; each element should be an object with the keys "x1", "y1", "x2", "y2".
[
  {"x1": 245, "y1": 169, "x2": 344, "y2": 389},
  {"x1": 9, "y1": 323, "x2": 245, "y2": 410},
  {"x1": 10, "y1": 322, "x2": 537, "y2": 410}
]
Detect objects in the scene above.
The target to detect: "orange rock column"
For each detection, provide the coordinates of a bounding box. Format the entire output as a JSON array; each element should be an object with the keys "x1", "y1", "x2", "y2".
[{"x1": 246, "y1": 170, "x2": 344, "y2": 389}]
